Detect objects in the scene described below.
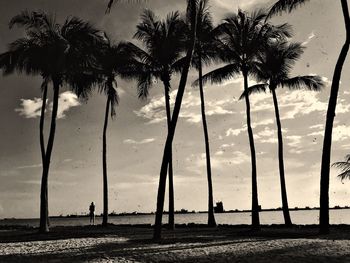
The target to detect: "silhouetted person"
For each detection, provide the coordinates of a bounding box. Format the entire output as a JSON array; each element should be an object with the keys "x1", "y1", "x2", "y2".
[{"x1": 89, "y1": 202, "x2": 95, "y2": 225}]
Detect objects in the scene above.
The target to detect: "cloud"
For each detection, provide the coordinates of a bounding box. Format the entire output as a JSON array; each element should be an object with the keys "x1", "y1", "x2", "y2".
[
  {"x1": 257, "y1": 127, "x2": 275, "y2": 137},
  {"x1": 286, "y1": 135, "x2": 303, "y2": 147},
  {"x1": 252, "y1": 118, "x2": 274, "y2": 128},
  {"x1": 15, "y1": 98, "x2": 44, "y2": 118},
  {"x1": 16, "y1": 163, "x2": 42, "y2": 170},
  {"x1": 16, "y1": 91, "x2": 80, "y2": 120},
  {"x1": 134, "y1": 89, "x2": 234, "y2": 124},
  {"x1": 186, "y1": 150, "x2": 250, "y2": 175},
  {"x1": 308, "y1": 125, "x2": 350, "y2": 142},
  {"x1": 302, "y1": 31, "x2": 316, "y2": 46},
  {"x1": 52, "y1": 91, "x2": 81, "y2": 119},
  {"x1": 226, "y1": 127, "x2": 245, "y2": 137},
  {"x1": 260, "y1": 137, "x2": 278, "y2": 144},
  {"x1": 123, "y1": 138, "x2": 155, "y2": 144},
  {"x1": 258, "y1": 127, "x2": 278, "y2": 144}
]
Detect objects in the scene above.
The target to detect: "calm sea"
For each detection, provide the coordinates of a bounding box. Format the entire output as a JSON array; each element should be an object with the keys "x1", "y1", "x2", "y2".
[{"x1": 1, "y1": 209, "x2": 350, "y2": 227}]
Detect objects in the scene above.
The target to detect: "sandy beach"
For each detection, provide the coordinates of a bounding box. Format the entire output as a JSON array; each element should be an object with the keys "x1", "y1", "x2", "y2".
[{"x1": 1, "y1": 225, "x2": 350, "y2": 262}]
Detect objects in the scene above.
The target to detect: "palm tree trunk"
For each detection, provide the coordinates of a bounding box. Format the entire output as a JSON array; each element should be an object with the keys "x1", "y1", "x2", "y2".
[
  {"x1": 153, "y1": 0, "x2": 197, "y2": 240},
  {"x1": 102, "y1": 96, "x2": 110, "y2": 227},
  {"x1": 40, "y1": 81, "x2": 48, "y2": 164},
  {"x1": 320, "y1": 0, "x2": 350, "y2": 234},
  {"x1": 163, "y1": 80, "x2": 175, "y2": 230},
  {"x1": 198, "y1": 52, "x2": 216, "y2": 227},
  {"x1": 271, "y1": 87, "x2": 292, "y2": 226},
  {"x1": 39, "y1": 79, "x2": 60, "y2": 233},
  {"x1": 242, "y1": 69, "x2": 260, "y2": 230}
]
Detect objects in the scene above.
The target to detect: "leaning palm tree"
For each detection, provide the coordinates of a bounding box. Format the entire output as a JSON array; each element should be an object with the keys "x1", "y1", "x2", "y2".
[
  {"x1": 187, "y1": 0, "x2": 218, "y2": 227},
  {"x1": 240, "y1": 41, "x2": 324, "y2": 226},
  {"x1": 153, "y1": 0, "x2": 198, "y2": 240},
  {"x1": 333, "y1": 155, "x2": 350, "y2": 180},
  {"x1": 0, "y1": 11, "x2": 102, "y2": 233},
  {"x1": 95, "y1": 35, "x2": 137, "y2": 227},
  {"x1": 268, "y1": 0, "x2": 350, "y2": 234},
  {"x1": 197, "y1": 9, "x2": 291, "y2": 230},
  {"x1": 128, "y1": 9, "x2": 187, "y2": 229}
]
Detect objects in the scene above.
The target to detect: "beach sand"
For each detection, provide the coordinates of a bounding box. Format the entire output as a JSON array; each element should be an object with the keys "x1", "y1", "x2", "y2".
[{"x1": 1, "y1": 225, "x2": 350, "y2": 262}]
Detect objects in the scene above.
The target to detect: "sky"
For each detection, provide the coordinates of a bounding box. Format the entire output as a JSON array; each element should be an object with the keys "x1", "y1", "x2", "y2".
[{"x1": 0, "y1": 0, "x2": 349, "y2": 219}]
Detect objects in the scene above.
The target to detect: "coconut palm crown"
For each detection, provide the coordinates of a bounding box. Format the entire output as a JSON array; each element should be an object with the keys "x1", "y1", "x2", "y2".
[
  {"x1": 0, "y1": 10, "x2": 103, "y2": 233},
  {"x1": 241, "y1": 41, "x2": 324, "y2": 96}
]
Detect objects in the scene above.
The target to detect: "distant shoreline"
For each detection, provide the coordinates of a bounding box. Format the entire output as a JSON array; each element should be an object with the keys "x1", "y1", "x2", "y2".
[{"x1": 2, "y1": 206, "x2": 350, "y2": 220}]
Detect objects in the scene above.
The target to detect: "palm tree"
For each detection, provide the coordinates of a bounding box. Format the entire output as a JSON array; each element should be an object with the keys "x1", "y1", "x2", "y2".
[
  {"x1": 153, "y1": 0, "x2": 198, "y2": 240},
  {"x1": 188, "y1": 0, "x2": 218, "y2": 227},
  {"x1": 198, "y1": 9, "x2": 291, "y2": 230},
  {"x1": 268, "y1": 0, "x2": 350, "y2": 235},
  {"x1": 95, "y1": 35, "x2": 136, "y2": 227},
  {"x1": 0, "y1": 11, "x2": 102, "y2": 233},
  {"x1": 240, "y1": 41, "x2": 324, "y2": 226},
  {"x1": 128, "y1": 9, "x2": 187, "y2": 230},
  {"x1": 333, "y1": 155, "x2": 350, "y2": 180}
]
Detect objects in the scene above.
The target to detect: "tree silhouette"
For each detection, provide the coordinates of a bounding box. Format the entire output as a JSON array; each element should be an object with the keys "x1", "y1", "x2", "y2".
[
  {"x1": 128, "y1": 9, "x2": 187, "y2": 229},
  {"x1": 197, "y1": 9, "x2": 291, "y2": 230},
  {"x1": 240, "y1": 40, "x2": 324, "y2": 226},
  {"x1": 0, "y1": 11, "x2": 103, "y2": 233},
  {"x1": 95, "y1": 34, "x2": 138, "y2": 226},
  {"x1": 268, "y1": 0, "x2": 350, "y2": 235},
  {"x1": 188, "y1": 0, "x2": 218, "y2": 227},
  {"x1": 153, "y1": 0, "x2": 198, "y2": 240}
]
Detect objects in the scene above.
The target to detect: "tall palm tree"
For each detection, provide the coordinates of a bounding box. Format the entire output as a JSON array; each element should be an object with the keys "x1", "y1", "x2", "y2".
[
  {"x1": 95, "y1": 35, "x2": 136, "y2": 227},
  {"x1": 153, "y1": 0, "x2": 198, "y2": 240},
  {"x1": 198, "y1": 9, "x2": 291, "y2": 230},
  {"x1": 188, "y1": 0, "x2": 218, "y2": 227},
  {"x1": 240, "y1": 41, "x2": 324, "y2": 226},
  {"x1": 128, "y1": 9, "x2": 187, "y2": 230},
  {"x1": 0, "y1": 11, "x2": 102, "y2": 233},
  {"x1": 268, "y1": 0, "x2": 350, "y2": 234},
  {"x1": 333, "y1": 155, "x2": 350, "y2": 180}
]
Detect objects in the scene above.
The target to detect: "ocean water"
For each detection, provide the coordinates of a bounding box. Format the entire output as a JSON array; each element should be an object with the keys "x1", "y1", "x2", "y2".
[{"x1": 1, "y1": 209, "x2": 350, "y2": 228}]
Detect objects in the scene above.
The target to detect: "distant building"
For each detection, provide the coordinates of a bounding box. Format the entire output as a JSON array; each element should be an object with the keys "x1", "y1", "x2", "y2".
[{"x1": 214, "y1": 201, "x2": 224, "y2": 213}]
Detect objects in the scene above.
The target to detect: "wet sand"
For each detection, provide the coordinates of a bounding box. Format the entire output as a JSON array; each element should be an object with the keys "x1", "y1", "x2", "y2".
[{"x1": 1, "y1": 225, "x2": 350, "y2": 262}]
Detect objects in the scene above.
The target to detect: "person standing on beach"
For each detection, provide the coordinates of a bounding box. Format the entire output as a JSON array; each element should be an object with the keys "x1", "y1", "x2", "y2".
[{"x1": 89, "y1": 202, "x2": 95, "y2": 225}]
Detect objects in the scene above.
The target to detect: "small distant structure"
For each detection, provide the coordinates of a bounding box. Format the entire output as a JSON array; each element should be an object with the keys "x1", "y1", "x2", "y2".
[{"x1": 214, "y1": 201, "x2": 224, "y2": 213}]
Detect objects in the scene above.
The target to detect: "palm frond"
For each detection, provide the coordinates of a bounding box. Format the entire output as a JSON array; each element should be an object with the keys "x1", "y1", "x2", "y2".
[
  {"x1": 109, "y1": 81, "x2": 119, "y2": 118},
  {"x1": 0, "y1": 38, "x2": 43, "y2": 76},
  {"x1": 332, "y1": 159, "x2": 350, "y2": 180},
  {"x1": 280, "y1": 75, "x2": 325, "y2": 91},
  {"x1": 137, "y1": 71, "x2": 153, "y2": 99},
  {"x1": 192, "y1": 63, "x2": 240, "y2": 86},
  {"x1": 105, "y1": 0, "x2": 145, "y2": 14},
  {"x1": 134, "y1": 9, "x2": 160, "y2": 47},
  {"x1": 9, "y1": 10, "x2": 55, "y2": 31},
  {"x1": 267, "y1": 0, "x2": 310, "y2": 19},
  {"x1": 239, "y1": 83, "x2": 269, "y2": 100},
  {"x1": 186, "y1": 0, "x2": 199, "y2": 26}
]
